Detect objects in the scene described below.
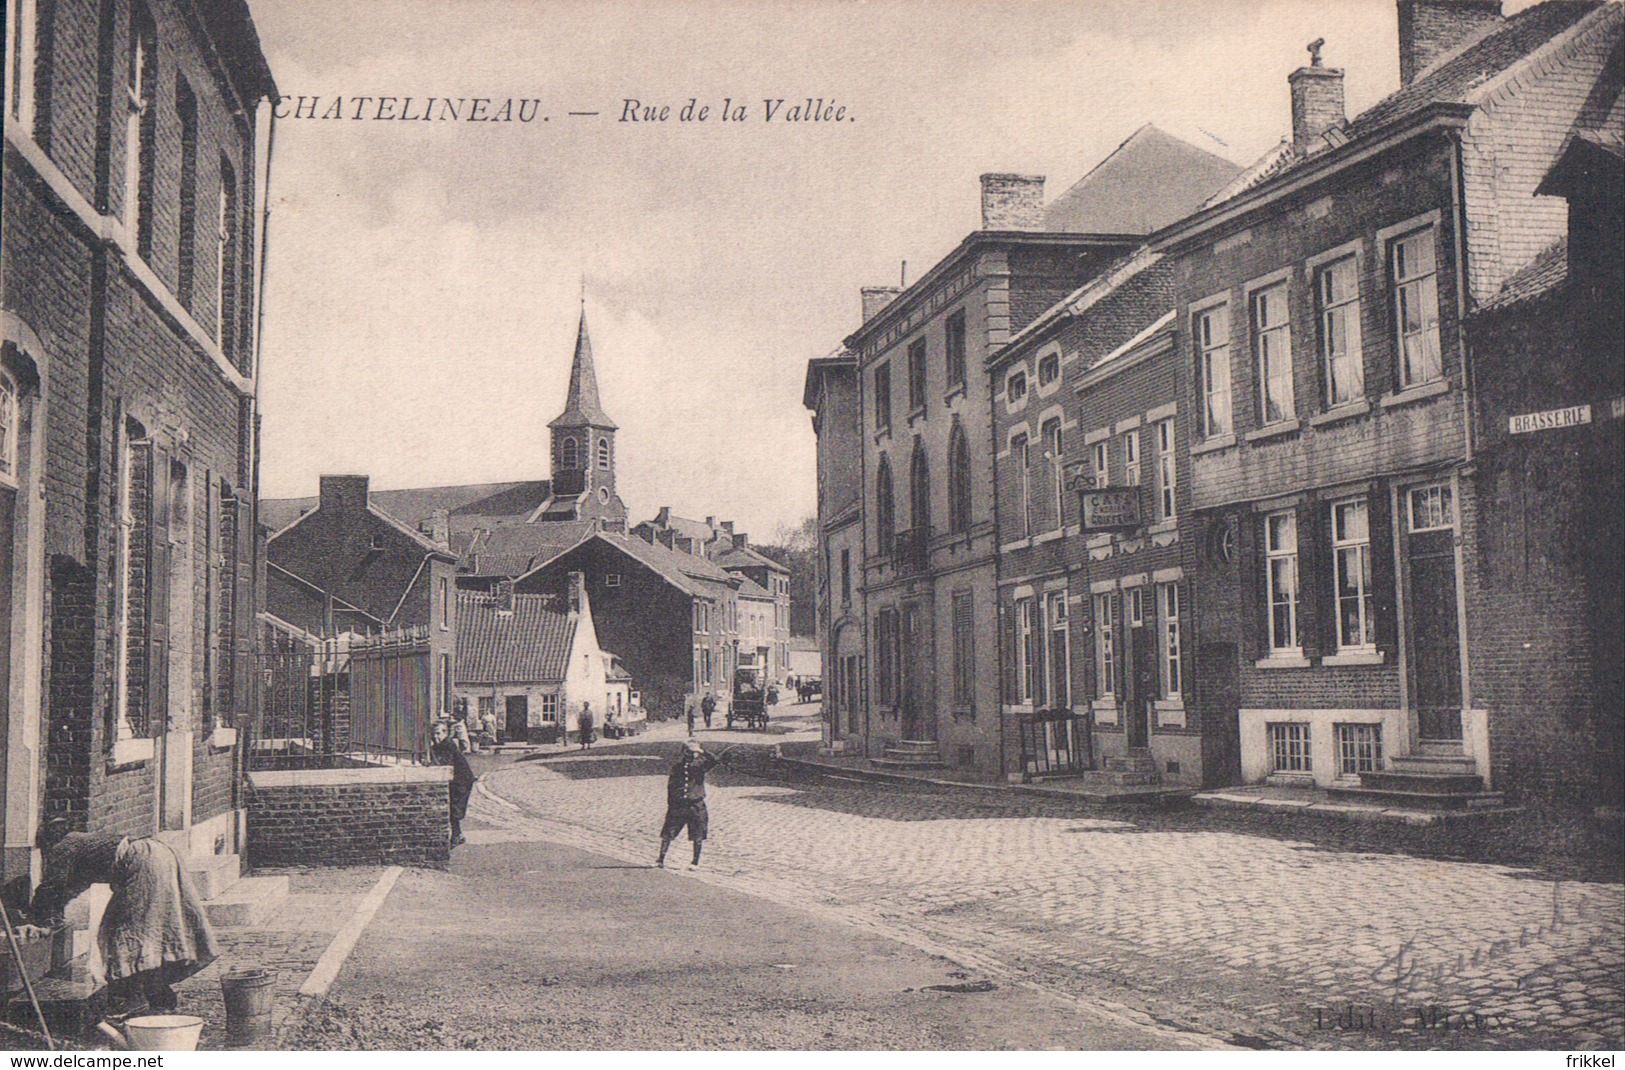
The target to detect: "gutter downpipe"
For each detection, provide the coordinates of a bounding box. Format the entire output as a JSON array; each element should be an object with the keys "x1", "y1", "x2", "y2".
[{"x1": 1448, "y1": 127, "x2": 1475, "y2": 467}]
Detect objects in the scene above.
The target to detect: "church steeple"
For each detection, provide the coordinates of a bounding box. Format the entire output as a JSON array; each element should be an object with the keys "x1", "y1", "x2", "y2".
[{"x1": 549, "y1": 306, "x2": 617, "y2": 431}]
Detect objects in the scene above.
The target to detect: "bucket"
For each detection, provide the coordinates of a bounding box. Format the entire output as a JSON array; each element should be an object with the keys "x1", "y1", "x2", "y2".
[
  {"x1": 220, "y1": 966, "x2": 277, "y2": 1047},
  {"x1": 123, "y1": 1015, "x2": 205, "y2": 1051}
]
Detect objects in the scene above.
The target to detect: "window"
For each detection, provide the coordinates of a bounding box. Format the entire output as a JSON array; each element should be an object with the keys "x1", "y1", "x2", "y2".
[
  {"x1": 907, "y1": 338, "x2": 927, "y2": 412},
  {"x1": 874, "y1": 362, "x2": 892, "y2": 431},
  {"x1": 114, "y1": 424, "x2": 148, "y2": 741},
  {"x1": 1093, "y1": 440, "x2": 1109, "y2": 488},
  {"x1": 1269, "y1": 723, "x2": 1312, "y2": 773},
  {"x1": 1093, "y1": 593, "x2": 1116, "y2": 699},
  {"x1": 438, "y1": 577, "x2": 449, "y2": 628},
  {"x1": 875, "y1": 456, "x2": 895, "y2": 555},
  {"x1": 692, "y1": 644, "x2": 703, "y2": 688},
  {"x1": 605, "y1": 572, "x2": 621, "y2": 588},
  {"x1": 539, "y1": 693, "x2": 558, "y2": 722},
  {"x1": 1336, "y1": 723, "x2": 1383, "y2": 776},
  {"x1": 1331, "y1": 498, "x2": 1374, "y2": 651},
  {"x1": 1015, "y1": 596, "x2": 1044, "y2": 705},
  {"x1": 1253, "y1": 283, "x2": 1293, "y2": 424},
  {"x1": 1012, "y1": 432, "x2": 1031, "y2": 538},
  {"x1": 559, "y1": 436, "x2": 579, "y2": 469},
  {"x1": 1265, "y1": 510, "x2": 1300, "y2": 653},
  {"x1": 1318, "y1": 256, "x2": 1363, "y2": 406},
  {"x1": 1392, "y1": 229, "x2": 1441, "y2": 387},
  {"x1": 217, "y1": 156, "x2": 238, "y2": 359},
  {"x1": 1047, "y1": 592, "x2": 1070, "y2": 709},
  {"x1": 909, "y1": 443, "x2": 930, "y2": 534},
  {"x1": 944, "y1": 309, "x2": 967, "y2": 391},
  {"x1": 1159, "y1": 583, "x2": 1182, "y2": 698},
  {"x1": 1123, "y1": 429, "x2": 1141, "y2": 487},
  {"x1": 1038, "y1": 351, "x2": 1060, "y2": 388},
  {"x1": 1042, "y1": 417, "x2": 1063, "y2": 531},
  {"x1": 1127, "y1": 586, "x2": 1144, "y2": 628},
  {"x1": 0, "y1": 371, "x2": 16, "y2": 484},
  {"x1": 1155, "y1": 419, "x2": 1176, "y2": 522},
  {"x1": 176, "y1": 78, "x2": 198, "y2": 309},
  {"x1": 1196, "y1": 304, "x2": 1232, "y2": 437},
  {"x1": 952, "y1": 591, "x2": 973, "y2": 709},
  {"x1": 125, "y1": 3, "x2": 158, "y2": 258},
  {"x1": 1006, "y1": 369, "x2": 1027, "y2": 405},
  {"x1": 947, "y1": 422, "x2": 971, "y2": 534},
  {"x1": 597, "y1": 437, "x2": 610, "y2": 469},
  {"x1": 9, "y1": 0, "x2": 39, "y2": 132},
  {"x1": 1409, "y1": 482, "x2": 1453, "y2": 532},
  {"x1": 876, "y1": 609, "x2": 898, "y2": 706}
]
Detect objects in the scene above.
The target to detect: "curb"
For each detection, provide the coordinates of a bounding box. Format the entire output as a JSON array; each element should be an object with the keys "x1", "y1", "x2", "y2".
[{"x1": 776, "y1": 754, "x2": 1191, "y2": 806}]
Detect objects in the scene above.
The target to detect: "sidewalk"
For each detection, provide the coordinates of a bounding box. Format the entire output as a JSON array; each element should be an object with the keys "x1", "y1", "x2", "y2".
[{"x1": 169, "y1": 865, "x2": 396, "y2": 1050}]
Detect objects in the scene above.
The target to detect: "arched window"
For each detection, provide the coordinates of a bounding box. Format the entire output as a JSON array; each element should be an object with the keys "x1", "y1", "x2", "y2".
[
  {"x1": 909, "y1": 441, "x2": 930, "y2": 535},
  {"x1": 875, "y1": 455, "x2": 895, "y2": 555},
  {"x1": 0, "y1": 369, "x2": 17, "y2": 485},
  {"x1": 559, "y1": 436, "x2": 579, "y2": 470},
  {"x1": 597, "y1": 437, "x2": 610, "y2": 469},
  {"x1": 947, "y1": 421, "x2": 971, "y2": 534},
  {"x1": 1041, "y1": 416, "x2": 1064, "y2": 532}
]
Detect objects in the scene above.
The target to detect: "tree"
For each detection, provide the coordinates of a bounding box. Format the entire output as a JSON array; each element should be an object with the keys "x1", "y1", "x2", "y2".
[{"x1": 758, "y1": 515, "x2": 818, "y2": 637}]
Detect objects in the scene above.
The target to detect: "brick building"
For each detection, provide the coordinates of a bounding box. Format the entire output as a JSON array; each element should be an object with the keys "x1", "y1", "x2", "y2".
[
  {"x1": 989, "y1": 254, "x2": 1215, "y2": 787},
  {"x1": 1163, "y1": 0, "x2": 1622, "y2": 799},
  {"x1": 266, "y1": 474, "x2": 459, "y2": 718},
  {"x1": 826, "y1": 130, "x2": 1241, "y2": 779},
  {"x1": 2, "y1": 0, "x2": 275, "y2": 886},
  {"x1": 514, "y1": 532, "x2": 740, "y2": 722}
]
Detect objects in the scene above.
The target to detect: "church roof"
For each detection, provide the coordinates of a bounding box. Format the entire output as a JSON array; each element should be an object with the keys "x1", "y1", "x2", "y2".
[{"x1": 549, "y1": 307, "x2": 618, "y2": 430}]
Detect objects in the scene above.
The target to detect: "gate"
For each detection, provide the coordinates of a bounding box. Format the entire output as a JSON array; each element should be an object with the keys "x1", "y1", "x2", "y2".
[{"x1": 1018, "y1": 707, "x2": 1094, "y2": 777}]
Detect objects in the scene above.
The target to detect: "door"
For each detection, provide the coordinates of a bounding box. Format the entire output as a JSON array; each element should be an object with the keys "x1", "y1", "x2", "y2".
[
  {"x1": 1198, "y1": 642, "x2": 1241, "y2": 786},
  {"x1": 1405, "y1": 483, "x2": 1463, "y2": 742},
  {"x1": 1127, "y1": 595, "x2": 1154, "y2": 750},
  {"x1": 505, "y1": 695, "x2": 529, "y2": 741}
]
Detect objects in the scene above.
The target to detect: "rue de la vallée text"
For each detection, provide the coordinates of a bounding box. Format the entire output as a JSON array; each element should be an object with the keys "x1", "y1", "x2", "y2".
[{"x1": 270, "y1": 95, "x2": 853, "y2": 124}]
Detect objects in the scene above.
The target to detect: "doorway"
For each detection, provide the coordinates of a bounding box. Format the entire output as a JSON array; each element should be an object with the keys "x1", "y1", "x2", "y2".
[
  {"x1": 505, "y1": 695, "x2": 529, "y2": 742},
  {"x1": 1404, "y1": 483, "x2": 1463, "y2": 743},
  {"x1": 1126, "y1": 589, "x2": 1154, "y2": 750}
]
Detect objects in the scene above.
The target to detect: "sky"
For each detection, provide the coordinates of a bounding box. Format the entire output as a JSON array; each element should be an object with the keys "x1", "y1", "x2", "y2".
[{"x1": 250, "y1": 0, "x2": 1531, "y2": 538}]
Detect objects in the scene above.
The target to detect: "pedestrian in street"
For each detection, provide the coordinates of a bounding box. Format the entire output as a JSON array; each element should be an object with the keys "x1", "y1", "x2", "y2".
[
  {"x1": 430, "y1": 719, "x2": 477, "y2": 848},
  {"x1": 701, "y1": 691, "x2": 716, "y2": 729},
  {"x1": 480, "y1": 705, "x2": 499, "y2": 749},
  {"x1": 450, "y1": 706, "x2": 473, "y2": 754},
  {"x1": 24, "y1": 818, "x2": 219, "y2": 1016},
  {"x1": 686, "y1": 698, "x2": 696, "y2": 737},
  {"x1": 578, "y1": 702, "x2": 595, "y2": 750},
  {"x1": 657, "y1": 741, "x2": 730, "y2": 870}
]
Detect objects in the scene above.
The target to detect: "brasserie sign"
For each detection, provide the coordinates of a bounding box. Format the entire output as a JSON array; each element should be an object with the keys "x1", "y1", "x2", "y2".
[
  {"x1": 1080, "y1": 486, "x2": 1141, "y2": 532},
  {"x1": 1508, "y1": 404, "x2": 1591, "y2": 435}
]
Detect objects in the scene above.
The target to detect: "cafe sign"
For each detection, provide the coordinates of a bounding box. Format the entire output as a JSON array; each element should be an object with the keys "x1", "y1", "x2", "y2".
[
  {"x1": 1509, "y1": 404, "x2": 1590, "y2": 435},
  {"x1": 1080, "y1": 486, "x2": 1141, "y2": 532}
]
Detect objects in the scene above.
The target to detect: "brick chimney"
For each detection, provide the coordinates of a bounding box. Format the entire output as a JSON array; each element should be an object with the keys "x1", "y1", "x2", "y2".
[
  {"x1": 566, "y1": 571, "x2": 585, "y2": 616},
  {"x1": 1397, "y1": 0, "x2": 1503, "y2": 86},
  {"x1": 496, "y1": 577, "x2": 515, "y2": 612},
  {"x1": 733, "y1": 532, "x2": 749, "y2": 550},
  {"x1": 655, "y1": 505, "x2": 671, "y2": 526},
  {"x1": 319, "y1": 474, "x2": 369, "y2": 515},
  {"x1": 980, "y1": 174, "x2": 1045, "y2": 231},
  {"x1": 1290, "y1": 39, "x2": 1346, "y2": 156},
  {"x1": 419, "y1": 508, "x2": 451, "y2": 547},
  {"x1": 861, "y1": 286, "x2": 901, "y2": 322}
]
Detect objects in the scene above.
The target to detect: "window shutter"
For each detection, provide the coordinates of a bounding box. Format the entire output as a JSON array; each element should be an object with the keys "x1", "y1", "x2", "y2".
[
  {"x1": 146, "y1": 447, "x2": 171, "y2": 737},
  {"x1": 204, "y1": 472, "x2": 219, "y2": 731},
  {"x1": 1001, "y1": 602, "x2": 1018, "y2": 707},
  {"x1": 231, "y1": 494, "x2": 256, "y2": 730},
  {"x1": 1297, "y1": 502, "x2": 1331, "y2": 658},
  {"x1": 1234, "y1": 512, "x2": 1265, "y2": 660},
  {"x1": 1368, "y1": 484, "x2": 1399, "y2": 655}
]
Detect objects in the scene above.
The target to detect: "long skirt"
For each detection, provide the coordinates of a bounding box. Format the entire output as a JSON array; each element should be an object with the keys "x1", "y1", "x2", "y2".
[{"x1": 98, "y1": 839, "x2": 219, "y2": 983}]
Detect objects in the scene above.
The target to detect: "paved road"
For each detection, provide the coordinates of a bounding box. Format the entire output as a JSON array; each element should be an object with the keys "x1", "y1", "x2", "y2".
[{"x1": 470, "y1": 720, "x2": 1624, "y2": 1050}]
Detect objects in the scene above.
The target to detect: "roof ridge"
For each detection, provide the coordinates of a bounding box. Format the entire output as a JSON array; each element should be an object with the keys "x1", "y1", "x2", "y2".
[{"x1": 1463, "y1": 0, "x2": 1617, "y2": 110}]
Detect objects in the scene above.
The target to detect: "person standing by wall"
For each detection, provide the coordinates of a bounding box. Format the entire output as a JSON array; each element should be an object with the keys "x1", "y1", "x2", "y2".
[{"x1": 430, "y1": 720, "x2": 477, "y2": 848}]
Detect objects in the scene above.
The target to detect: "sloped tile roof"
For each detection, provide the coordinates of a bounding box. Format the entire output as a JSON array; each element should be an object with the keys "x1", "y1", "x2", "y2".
[
  {"x1": 456, "y1": 591, "x2": 575, "y2": 684},
  {"x1": 597, "y1": 533, "x2": 737, "y2": 597},
  {"x1": 734, "y1": 575, "x2": 774, "y2": 600},
  {"x1": 466, "y1": 520, "x2": 596, "y2": 577},
  {"x1": 1480, "y1": 237, "x2": 1570, "y2": 310},
  {"x1": 1042, "y1": 124, "x2": 1243, "y2": 235},
  {"x1": 713, "y1": 544, "x2": 787, "y2": 573}
]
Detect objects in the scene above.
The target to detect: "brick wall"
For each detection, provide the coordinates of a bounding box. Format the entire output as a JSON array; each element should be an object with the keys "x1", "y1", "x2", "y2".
[{"x1": 247, "y1": 767, "x2": 452, "y2": 867}]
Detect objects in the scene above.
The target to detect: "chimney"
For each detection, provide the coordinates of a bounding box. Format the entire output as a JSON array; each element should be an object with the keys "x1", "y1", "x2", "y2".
[
  {"x1": 704, "y1": 516, "x2": 716, "y2": 530},
  {"x1": 655, "y1": 505, "x2": 671, "y2": 526},
  {"x1": 861, "y1": 286, "x2": 901, "y2": 322},
  {"x1": 496, "y1": 577, "x2": 515, "y2": 612},
  {"x1": 319, "y1": 475, "x2": 369, "y2": 515},
  {"x1": 673, "y1": 534, "x2": 694, "y2": 555},
  {"x1": 1289, "y1": 40, "x2": 1346, "y2": 156},
  {"x1": 720, "y1": 520, "x2": 735, "y2": 537},
  {"x1": 418, "y1": 508, "x2": 451, "y2": 547},
  {"x1": 566, "y1": 571, "x2": 584, "y2": 616},
  {"x1": 733, "y1": 532, "x2": 749, "y2": 550},
  {"x1": 1397, "y1": 0, "x2": 1503, "y2": 86},
  {"x1": 980, "y1": 174, "x2": 1046, "y2": 231}
]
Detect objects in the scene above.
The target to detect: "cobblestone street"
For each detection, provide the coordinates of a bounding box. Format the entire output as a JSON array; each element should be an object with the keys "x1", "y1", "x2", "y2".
[{"x1": 470, "y1": 739, "x2": 1624, "y2": 1051}]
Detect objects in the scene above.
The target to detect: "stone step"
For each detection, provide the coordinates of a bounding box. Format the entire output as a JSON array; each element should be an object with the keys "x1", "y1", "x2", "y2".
[
  {"x1": 1359, "y1": 770, "x2": 1485, "y2": 795},
  {"x1": 187, "y1": 852, "x2": 243, "y2": 900},
  {"x1": 1326, "y1": 785, "x2": 1506, "y2": 811},
  {"x1": 870, "y1": 754, "x2": 945, "y2": 770},
  {"x1": 1082, "y1": 769, "x2": 1159, "y2": 787},
  {"x1": 1104, "y1": 755, "x2": 1157, "y2": 773},
  {"x1": 202, "y1": 875, "x2": 290, "y2": 928},
  {"x1": 886, "y1": 740, "x2": 941, "y2": 755},
  {"x1": 1388, "y1": 754, "x2": 1479, "y2": 776}
]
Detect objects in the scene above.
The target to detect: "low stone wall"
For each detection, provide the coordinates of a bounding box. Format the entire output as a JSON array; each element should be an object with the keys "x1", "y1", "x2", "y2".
[{"x1": 247, "y1": 765, "x2": 453, "y2": 867}]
